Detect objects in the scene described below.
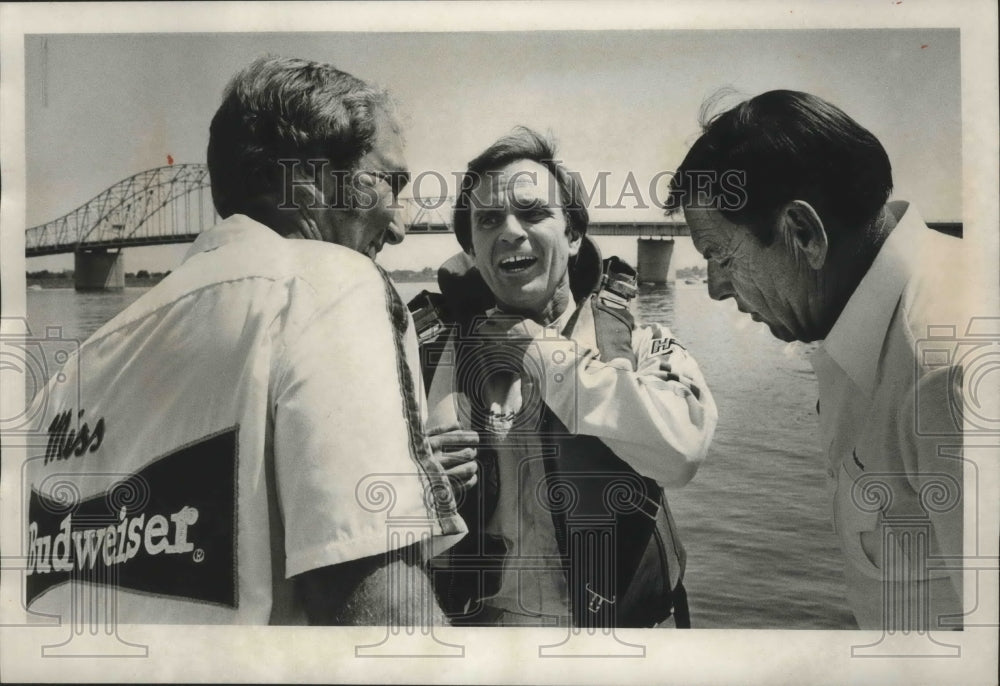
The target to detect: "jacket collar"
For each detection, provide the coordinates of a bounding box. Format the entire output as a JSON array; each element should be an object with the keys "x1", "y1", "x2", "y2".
[{"x1": 818, "y1": 201, "x2": 922, "y2": 397}]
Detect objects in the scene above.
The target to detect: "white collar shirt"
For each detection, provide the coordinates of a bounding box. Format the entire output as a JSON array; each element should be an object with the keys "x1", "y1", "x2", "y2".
[{"x1": 809, "y1": 201, "x2": 966, "y2": 629}]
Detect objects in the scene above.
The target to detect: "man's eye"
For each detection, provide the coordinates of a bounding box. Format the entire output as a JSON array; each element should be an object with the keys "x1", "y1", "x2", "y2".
[
  {"x1": 476, "y1": 214, "x2": 502, "y2": 229},
  {"x1": 704, "y1": 248, "x2": 731, "y2": 268},
  {"x1": 371, "y1": 171, "x2": 408, "y2": 198},
  {"x1": 387, "y1": 175, "x2": 406, "y2": 198},
  {"x1": 524, "y1": 209, "x2": 551, "y2": 222}
]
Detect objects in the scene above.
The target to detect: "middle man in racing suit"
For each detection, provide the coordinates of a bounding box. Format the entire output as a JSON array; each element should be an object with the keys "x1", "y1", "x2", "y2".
[{"x1": 411, "y1": 128, "x2": 717, "y2": 628}]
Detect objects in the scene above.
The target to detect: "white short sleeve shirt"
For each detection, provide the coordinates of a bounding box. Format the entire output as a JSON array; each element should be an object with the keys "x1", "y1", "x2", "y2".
[{"x1": 23, "y1": 215, "x2": 465, "y2": 624}]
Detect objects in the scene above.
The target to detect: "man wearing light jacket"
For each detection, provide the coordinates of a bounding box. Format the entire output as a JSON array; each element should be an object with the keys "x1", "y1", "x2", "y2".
[{"x1": 411, "y1": 128, "x2": 717, "y2": 628}]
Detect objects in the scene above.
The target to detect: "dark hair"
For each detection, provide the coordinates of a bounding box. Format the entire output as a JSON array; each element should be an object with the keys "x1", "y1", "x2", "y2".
[
  {"x1": 665, "y1": 90, "x2": 892, "y2": 245},
  {"x1": 207, "y1": 55, "x2": 393, "y2": 219},
  {"x1": 452, "y1": 127, "x2": 589, "y2": 253}
]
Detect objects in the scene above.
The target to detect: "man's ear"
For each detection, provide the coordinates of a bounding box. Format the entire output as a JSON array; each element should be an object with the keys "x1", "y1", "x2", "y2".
[{"x1": 777, "y1": 200, "x2": 828, "y2": 270}]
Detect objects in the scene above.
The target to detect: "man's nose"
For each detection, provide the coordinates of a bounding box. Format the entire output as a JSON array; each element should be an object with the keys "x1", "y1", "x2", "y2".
[
  {"x1": 499, "y1": 214, "x2": 528, "y2": 243},
  {"x1": 706, "y1": 262, "x2": 734, "y2": 301},
  {"x1": 384, "y1": 207, "x2": 406, "y2": 245}
]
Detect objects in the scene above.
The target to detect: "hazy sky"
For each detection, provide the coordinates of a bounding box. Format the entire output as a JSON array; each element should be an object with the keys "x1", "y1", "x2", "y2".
[{"x1": 24, "y1": 29, "x2": 961, "y2": 272}]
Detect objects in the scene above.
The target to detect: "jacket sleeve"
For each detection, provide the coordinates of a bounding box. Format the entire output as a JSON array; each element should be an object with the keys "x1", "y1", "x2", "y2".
[{"x1": 519, "y1": 318, "x2": 717, "y2": 487}]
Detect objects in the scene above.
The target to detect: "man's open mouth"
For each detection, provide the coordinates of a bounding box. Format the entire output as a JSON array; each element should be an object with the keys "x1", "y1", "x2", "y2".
[{"x1": 498, "y1": 255, "x2": 537, "y2": 273}]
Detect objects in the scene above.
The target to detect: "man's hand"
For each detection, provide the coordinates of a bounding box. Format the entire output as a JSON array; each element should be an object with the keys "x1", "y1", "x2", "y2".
[{"x1": 428, "y1": 428, "x2": 480, "y2": 495}]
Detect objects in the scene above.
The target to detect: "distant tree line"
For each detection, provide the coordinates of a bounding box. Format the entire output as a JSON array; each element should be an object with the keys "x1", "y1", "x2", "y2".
[
  {"x1": 27, "y1": 269, "x2": 172, "y2": 279},
  {"x1": 389, "y1": 266, "x2": 435, "y2": 282},
  {"x1": 675, "y1": 264, "x2": 707, "y2": 280},
  {"x1": 26, "y1": 269, "x2": 75, "y2": 279},
  {"x1": 127, "y1": 270, "x2": 172, "y2": 280},
  {"x1": 26, "y1": 269, "x2": 172, "y2": 288}
]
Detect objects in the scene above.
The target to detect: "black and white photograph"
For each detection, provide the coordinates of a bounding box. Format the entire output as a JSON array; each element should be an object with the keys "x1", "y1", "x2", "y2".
[{"x1": 1, "y1": 1, "x2": 997, "y2": 684}]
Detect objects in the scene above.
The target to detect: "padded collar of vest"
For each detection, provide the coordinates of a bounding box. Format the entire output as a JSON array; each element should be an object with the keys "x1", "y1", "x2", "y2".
[{"x1": 437, "y1": 235, "x2": 604, "y2": 319}]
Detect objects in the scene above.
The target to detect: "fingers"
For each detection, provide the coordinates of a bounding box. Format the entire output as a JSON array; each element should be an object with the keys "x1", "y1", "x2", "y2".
[
  {"x1": 445, "y1": 458, "x2": 479, "y2": 495},
  {"x1": 449, "y1": 471, "x2": 478, "y2": 494},
  {"x1": 430, "y1": 427, "x2": 479, "y2": 490},
  {"x1": 436, "y1": 448, "x2": 477, "y2": 468},
  {"x1": 444, "y1": 458, "x2": 478, "y2": 479},
  {"x1": 427, "y1": 429, "x2": 480, "y2": 451}
]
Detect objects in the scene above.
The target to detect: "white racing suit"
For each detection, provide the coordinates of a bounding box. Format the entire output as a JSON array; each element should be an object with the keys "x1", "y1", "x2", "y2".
[{"x1": 410, "y1": 239, "x2": 717, "y2": 627}]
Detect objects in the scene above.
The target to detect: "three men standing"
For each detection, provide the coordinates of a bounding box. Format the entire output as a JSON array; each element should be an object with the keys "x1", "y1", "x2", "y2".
[{"x1": 25, "y1": 54, "x2": 965, "y2": 632}]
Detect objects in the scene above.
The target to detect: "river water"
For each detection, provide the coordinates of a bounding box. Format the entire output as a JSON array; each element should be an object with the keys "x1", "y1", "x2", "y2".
[{"x1": 25, "y1": 281, "x2": 855, "y2": 629}]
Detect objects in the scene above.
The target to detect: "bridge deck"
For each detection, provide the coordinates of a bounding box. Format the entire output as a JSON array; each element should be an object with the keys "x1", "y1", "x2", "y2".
[
  {"x1": 26, "y1": 221, "x2": 963, "y2": 257},
  {"x1": 22, "y1": 164, "x2": 962, "y2": 257}
]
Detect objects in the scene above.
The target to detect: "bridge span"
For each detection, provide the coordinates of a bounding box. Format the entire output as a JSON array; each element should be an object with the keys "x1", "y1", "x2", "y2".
[
  {"x1": 26, "y1": 164, "x2": 961, "y2": 290},
  {"x1": 26, "y1": 164, "x2": 689, "y2": 288}
]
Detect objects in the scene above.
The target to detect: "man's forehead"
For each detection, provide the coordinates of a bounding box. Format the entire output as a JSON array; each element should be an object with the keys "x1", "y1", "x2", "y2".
[
  {"x1": 471, "y1": 163, "x2": 559, "y2": 202},
  {"x1": 368, "y1": 115, "x2": 408, "y2": 171},
  {"x1": 685, "y1": 208, "x2": 730, "y2": 246}
]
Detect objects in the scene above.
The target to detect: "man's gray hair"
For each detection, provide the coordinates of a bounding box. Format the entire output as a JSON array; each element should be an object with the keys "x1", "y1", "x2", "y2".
[{"x1": 207, "y1": 55, "x2": 394, "y2": 220}]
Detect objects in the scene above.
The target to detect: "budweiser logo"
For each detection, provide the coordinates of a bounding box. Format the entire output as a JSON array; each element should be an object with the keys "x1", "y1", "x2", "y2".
[
  {"x1": 26, "y1": 427, "x2": 238, "y2": 609},
  {"x1": 26, "y1": 505, "x2": 200, "y2": 576}
]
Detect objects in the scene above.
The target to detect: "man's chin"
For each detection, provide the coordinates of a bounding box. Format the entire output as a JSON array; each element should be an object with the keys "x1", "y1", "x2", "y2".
[
  {"x1": 766, "y1": 323, "x2": 816, "y2": 344},
  {"x1": 765, "y1": 322, "x2": 795, "y2": 342}
]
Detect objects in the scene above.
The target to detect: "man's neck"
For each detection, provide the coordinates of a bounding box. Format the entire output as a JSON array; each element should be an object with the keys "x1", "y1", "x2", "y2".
[
  {"x1": 497, "y1": 291, "x2": 575, "y2": 328},
  {"x1": 816, "y1": 203, "x2": 899, "y2": 336}
]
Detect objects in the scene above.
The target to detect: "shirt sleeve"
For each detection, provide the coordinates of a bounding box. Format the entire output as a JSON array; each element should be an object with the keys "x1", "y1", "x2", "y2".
[
  {"x1": 269, "y1": 268, "x2": 465, "y2": 579},
  {"x1": 518, "y1": 317, "x2": 718, "y2": 488}
]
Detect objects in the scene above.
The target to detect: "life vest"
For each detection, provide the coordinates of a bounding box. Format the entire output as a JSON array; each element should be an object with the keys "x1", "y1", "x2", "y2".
[{"x1": 408, "y1": 244, "x2": 690, "y2": 628}]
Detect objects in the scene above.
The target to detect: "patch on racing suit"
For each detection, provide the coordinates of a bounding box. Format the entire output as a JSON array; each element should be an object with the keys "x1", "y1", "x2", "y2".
[
  {"x1": 649, "y1": 337, "x2": 684, "y2": 357},
  {"x1": 26, "y1": 427, "x2": 239, "y2": 609}
]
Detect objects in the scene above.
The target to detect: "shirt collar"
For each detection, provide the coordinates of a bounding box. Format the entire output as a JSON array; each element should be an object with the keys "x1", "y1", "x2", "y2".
[
  {"x1": 818, "y1": 201, "x2": 923, "y2": 397},
  {"x1": 183, "y1": 214, "x2": 280, "y2": 261}
]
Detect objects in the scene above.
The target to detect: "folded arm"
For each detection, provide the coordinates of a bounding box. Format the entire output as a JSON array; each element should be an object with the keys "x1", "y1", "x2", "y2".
[{"x1": 487, "y1": 316, "x2": 718, "y2": 487}]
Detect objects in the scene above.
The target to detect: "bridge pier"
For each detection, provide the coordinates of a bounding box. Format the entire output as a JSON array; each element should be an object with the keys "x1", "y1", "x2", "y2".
[
  {"x1": 75, "y1": 248, "x2": 124, "y2": 291},
  {"x1": 636, "y1": 238, "x2": 673, "y2": 284}
]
